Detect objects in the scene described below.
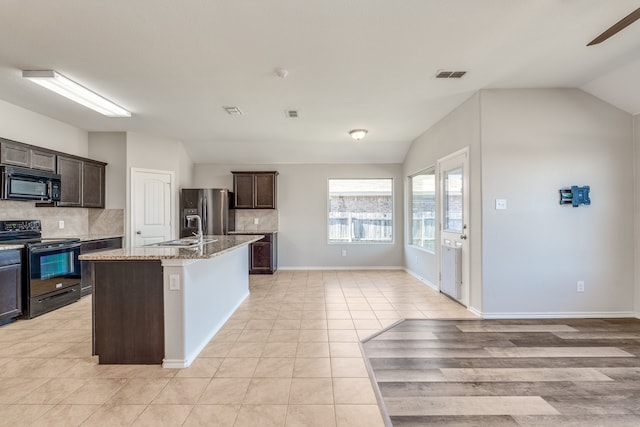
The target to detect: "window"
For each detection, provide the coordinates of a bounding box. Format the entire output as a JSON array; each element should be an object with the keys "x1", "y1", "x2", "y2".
[
  {"x1": 409, "y1": 168, "x2": 436, "y2": 252},
  {"x1": 328, "y1": 178, "x2": 393, "y2": 243}
]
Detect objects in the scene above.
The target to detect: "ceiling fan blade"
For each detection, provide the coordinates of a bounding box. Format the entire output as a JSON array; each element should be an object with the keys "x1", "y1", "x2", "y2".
[{"x1": 588, "y1": 7, "x2": 640, "y2": 46}]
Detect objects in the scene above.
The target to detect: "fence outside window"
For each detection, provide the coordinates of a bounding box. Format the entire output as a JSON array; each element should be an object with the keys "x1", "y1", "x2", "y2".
[{"x1": 328, "y1": 179, "x2": 393, "y2": 243}]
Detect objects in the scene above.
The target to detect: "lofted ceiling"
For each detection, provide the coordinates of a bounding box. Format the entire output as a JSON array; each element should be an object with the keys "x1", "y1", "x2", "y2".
[{"x1": 0, "y1": 1, "x2": 639, "y2": 165}]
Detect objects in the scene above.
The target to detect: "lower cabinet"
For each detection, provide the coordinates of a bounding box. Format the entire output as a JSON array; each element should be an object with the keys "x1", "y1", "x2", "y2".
[
  {"x1": 248, "y1": 233, "x2": 277, "y2": 274},
  {"x1": 80, "y1": 237, "x2": 123, "y2": 297},
  {"x1": 0, "y1": 250, "x2": 22, "y2": 323}
]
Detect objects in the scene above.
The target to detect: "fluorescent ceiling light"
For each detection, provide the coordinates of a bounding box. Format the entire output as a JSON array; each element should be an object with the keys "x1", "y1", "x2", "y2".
[{"x1": 22, "y1": 70, "x2": 131, "y2": 117}]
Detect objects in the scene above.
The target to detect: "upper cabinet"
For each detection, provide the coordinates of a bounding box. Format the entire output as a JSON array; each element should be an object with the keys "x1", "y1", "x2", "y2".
[
  {"x1": 57, "y1": 156, "x2": 106, "y2": 208},
  {"x1": 57, "y1": 156, "x2": 83, "y2": 206},
  {"x1": 0, "y1": 137, "x2": 107, "y2": 208},
  {"x1": 1, "y1": 139, "x2": 56, "y2": 172},
  {"x1": 232, "y1": 171, "x2": 278, "y2": 209},
  {"x1": 82, "y1": 160, "x2": 105, "y2": 208}
]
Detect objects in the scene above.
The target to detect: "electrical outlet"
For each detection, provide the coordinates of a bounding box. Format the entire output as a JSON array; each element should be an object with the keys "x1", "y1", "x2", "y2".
[
  {"x1": 577, "y1": 281, "x2": 585, "y2": 292},
  {"x1": 169, "y1": 274, "x2": 181, "y2": 291},
  {"x1": 58, "y1": 220, "x2": 65, "y2": 229},
  {"x1": 341, "y1": 249, "x2": 347, "y2": 257},
  {"x1": 254, "y1": 218, "x2": 259, "y2": 225},
  {"x1": 495, "y1": 199, "x2": 508, "y2": 210}
]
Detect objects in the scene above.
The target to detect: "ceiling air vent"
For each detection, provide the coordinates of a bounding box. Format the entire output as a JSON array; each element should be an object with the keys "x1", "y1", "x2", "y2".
[
  {"x1": 285, "y1": 109, "x2": 299, "y2": 118},
  {"x1": 223, "y1": 106, "x2": 243, "y2": 115},
  {"x1": 435, "y1": 70, "x2": 467, "y2": 79}
]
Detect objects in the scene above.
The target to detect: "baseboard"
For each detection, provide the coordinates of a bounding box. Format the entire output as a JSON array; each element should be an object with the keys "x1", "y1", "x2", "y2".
[
  {"x1": 404, "y1": 268, "x2": 438, "y2": 291},
  {"x1": 480, "y1": 311, "x2": 637, "y2": 319},
  {"x1": 278, "y1": 266, "x2": 404, "y2": 271},
  {"x1": 162, "y1": 358, "x2": 188, "y2": 369}
]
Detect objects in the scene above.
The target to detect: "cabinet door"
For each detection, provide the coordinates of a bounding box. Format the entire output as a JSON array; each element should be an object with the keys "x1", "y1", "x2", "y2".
[
  {"x1": 57, "y1": 156, "x2": 83, "y2": 206},
  {"x1": 255, "y1": 173, "x2": 276, "y2": 208},
  {"x1": 30, "y1": 149, "x2": 57, "y2": 172},
  {"x1": 0, "y1": 262, "x2": 21, "y2": 322},
  {"x1": 0, "y1": 141, "x2": 30, "y2": 167},
  {"x1": 234, "y1": 173, "x2": 255, "y2": 208},
  {"x1": 82, "y1": 161, "x2": 105, "y2": 208},
  {"x1": 250, "y1": 241, "x2": 272, "y2": 272}
]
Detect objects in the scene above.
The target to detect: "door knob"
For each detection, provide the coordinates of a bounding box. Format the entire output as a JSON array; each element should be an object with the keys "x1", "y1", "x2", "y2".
[{"x1": 136, "y1": 231, "x2": 142, "y2": 235}]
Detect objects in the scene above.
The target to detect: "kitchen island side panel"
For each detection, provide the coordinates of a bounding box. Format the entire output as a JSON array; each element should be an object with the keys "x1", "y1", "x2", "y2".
[
  {"x1": 162, "y1": 245, "x2": 249, "y2": 368},
  {"x1": 92, "y1": 260, "x2": 164, "y2": 364}
]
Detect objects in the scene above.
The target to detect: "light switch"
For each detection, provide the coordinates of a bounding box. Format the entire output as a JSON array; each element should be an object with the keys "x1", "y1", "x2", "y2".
[
  {"x1": 495, "y1": 199, "x2": 507, "y2": 210},
  {"x1": 169, "y1": 274, "x2": 180, "y2": 291}
]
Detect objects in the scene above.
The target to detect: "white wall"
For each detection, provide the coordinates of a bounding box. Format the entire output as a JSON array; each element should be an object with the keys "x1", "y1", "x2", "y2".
[
  {"x1": 402, "y1": 93, "x2": 482, "y2": 310},
  {"x1": 194, "y1": 163, "x2": 404, "y2": 269},
  {"x1": 88, "y1": 132, "x2": 127, "y2": 209},
  {"x1": 0, "y1": 99, "x2": 88, "y2": 157},
  {"x1": 481, "y1": 89, "x2": 634, "y2": 317},
  {"x1": 125, "y1": 132, "x2": 194, "y2": 245}
]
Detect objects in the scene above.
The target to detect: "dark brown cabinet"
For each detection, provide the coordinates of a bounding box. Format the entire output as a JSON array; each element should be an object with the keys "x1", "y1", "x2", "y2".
[
  {"x1": 1, "y1": 138, "x2": 56, "y2": 172},
  {"x1": 92, "y1": 260, "x2": 164, "y2": 364},
  {"x1": 80, "y1": 237, "x2": 123, "y2": 297},
  {"x1": 57, "y1": 156, "x2": 106, "y2": 208},
  {"x1": 1, "y1": 138, "x2": 107, "y2": 208},
  {"x1": 234, "y1": 232, "x2": 277, "y2": 274},
  {"x1": 82, "y1": 161, "x2": 105, "y2": 208},
  {"x1": 57, "y1": 156, "x2": 83, "y2": 206},
  {"x1": 0, "y1": 250, "x2": 22, "y2": 323},
  {"x1": 232, "y1": 171, "x2": 278, "y2": 209}
]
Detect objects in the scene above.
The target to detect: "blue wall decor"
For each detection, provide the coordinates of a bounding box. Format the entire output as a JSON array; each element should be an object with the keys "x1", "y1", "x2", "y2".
[{"x1": 559, "y1": 185, "x2": 590, "y2": 207}]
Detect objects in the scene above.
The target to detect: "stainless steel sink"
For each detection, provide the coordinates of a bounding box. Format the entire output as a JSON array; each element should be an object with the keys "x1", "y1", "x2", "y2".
[{"x1": 147, "y1": 238, "x2": 217, "y2": 248}]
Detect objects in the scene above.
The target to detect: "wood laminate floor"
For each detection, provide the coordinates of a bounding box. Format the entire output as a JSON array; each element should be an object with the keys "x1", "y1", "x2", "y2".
[{"x1": 362, "y1": 318, "x2": 640, "y2": 427}]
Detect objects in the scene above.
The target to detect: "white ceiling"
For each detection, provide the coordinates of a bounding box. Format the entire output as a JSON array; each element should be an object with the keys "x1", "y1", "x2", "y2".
[{"x1": 0, "y1": 1, "x2": 639, "y2": 165}]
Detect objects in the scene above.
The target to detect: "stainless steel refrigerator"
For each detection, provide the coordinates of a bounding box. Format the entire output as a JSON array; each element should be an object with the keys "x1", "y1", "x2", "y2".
[{"x1": 180, "y1": 188, "x2": 235, "y2": 237}]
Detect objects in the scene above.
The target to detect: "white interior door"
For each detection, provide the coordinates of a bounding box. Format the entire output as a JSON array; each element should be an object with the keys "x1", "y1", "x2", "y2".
[
  {"x1": 131, "y1": 168, "x2": 174, "y2": 247},
  {"x1": 438, "y1": 148, "x2": 469, "y2": 306}
]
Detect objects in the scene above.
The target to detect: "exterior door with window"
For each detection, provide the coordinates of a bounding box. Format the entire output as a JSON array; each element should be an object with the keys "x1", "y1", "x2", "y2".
[
  {"x1": 131, "y1": 169, "x2": 173, "y2": 247},
  {"x1": 438, "y1": 149, "x2": 469, "y2": 306}
]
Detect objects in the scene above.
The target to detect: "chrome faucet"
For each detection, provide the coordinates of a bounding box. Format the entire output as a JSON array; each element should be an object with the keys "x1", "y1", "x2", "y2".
[{"x1": 186, "y1": 214, "x2": 203, "y2": 243}]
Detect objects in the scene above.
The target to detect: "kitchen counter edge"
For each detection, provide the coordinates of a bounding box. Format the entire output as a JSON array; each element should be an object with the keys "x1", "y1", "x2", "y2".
[{"x1": 79, "y1": 234, "x2": 263, "y2": 261}]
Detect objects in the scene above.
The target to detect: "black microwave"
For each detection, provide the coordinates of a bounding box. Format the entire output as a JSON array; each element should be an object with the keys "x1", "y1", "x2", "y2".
[{"x1": 0, "y1": 165, "x2": 61, "y2": 202}]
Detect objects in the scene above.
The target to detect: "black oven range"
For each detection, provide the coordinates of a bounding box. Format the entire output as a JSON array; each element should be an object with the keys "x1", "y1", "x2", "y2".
[{"x1": 0, "y1": 220, "x2": 81, "y2": 318}]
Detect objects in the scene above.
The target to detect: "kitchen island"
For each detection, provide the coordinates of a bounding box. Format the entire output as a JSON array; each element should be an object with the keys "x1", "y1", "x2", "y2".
[{"x1": 79, "y1": 234, "x2": 263, "y2": 368}]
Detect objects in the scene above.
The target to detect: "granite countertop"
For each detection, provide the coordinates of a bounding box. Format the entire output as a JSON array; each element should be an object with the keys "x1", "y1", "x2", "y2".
[
  {"x1": 0, "y1": 244, "x2": 24, "y2": 251},
  {"x1": 79, "y1": 234, "x2": 263, "y2": 261},
  {"x1": 228, "y1": 230, "x2": 278, "y2": 234}
]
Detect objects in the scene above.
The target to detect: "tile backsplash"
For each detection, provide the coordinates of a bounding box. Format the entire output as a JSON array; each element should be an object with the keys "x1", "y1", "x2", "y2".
[
  {"x1": 89, "y1": 209, "x2": 125, "y2": 236},
  {"x1": 0, "y1": 200, "x2": 123, "y2": 237},
  {"x1": 234, "y1": 209, "x2": 279, "y2": 232}
]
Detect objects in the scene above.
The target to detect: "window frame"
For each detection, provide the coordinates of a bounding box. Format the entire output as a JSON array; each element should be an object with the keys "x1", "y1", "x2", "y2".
[
  {"x1": 327, "y1": 177, "x2": 394, "y2": 245},
  {"x1": 408, "y1": 167, "x2": 436, "y2": 254}
]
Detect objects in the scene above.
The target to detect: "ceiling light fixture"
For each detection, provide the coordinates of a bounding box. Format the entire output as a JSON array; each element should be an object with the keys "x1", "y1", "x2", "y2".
[
  {"x1": 223, "y1": 106, "x2": 243, "y2": 115},
  {"x1": 349, "y1": 129, "x2": 368, "y2": 140},
  {"x1": 275, "y1": 68, "x2": 289, "y2": 79},
  {"x1": 22, "y1": 70, "x2": 131, "y2": 117}
]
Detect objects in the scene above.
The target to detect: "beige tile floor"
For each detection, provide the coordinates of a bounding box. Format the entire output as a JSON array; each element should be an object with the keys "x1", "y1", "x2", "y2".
[{"x1": 0, "y1": 270, "x2": 474, "y2": 427}]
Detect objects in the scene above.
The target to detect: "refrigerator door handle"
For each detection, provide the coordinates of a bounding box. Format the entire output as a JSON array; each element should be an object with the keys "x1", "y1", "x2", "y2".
[{"x1": 202, "y1": 197, "x2": 208, "y2": 234}]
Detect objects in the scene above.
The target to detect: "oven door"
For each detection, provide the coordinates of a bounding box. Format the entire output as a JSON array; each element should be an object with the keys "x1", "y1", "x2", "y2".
[{"x1": 29, "y1": 243, "x2": 81, "y2": 297}]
